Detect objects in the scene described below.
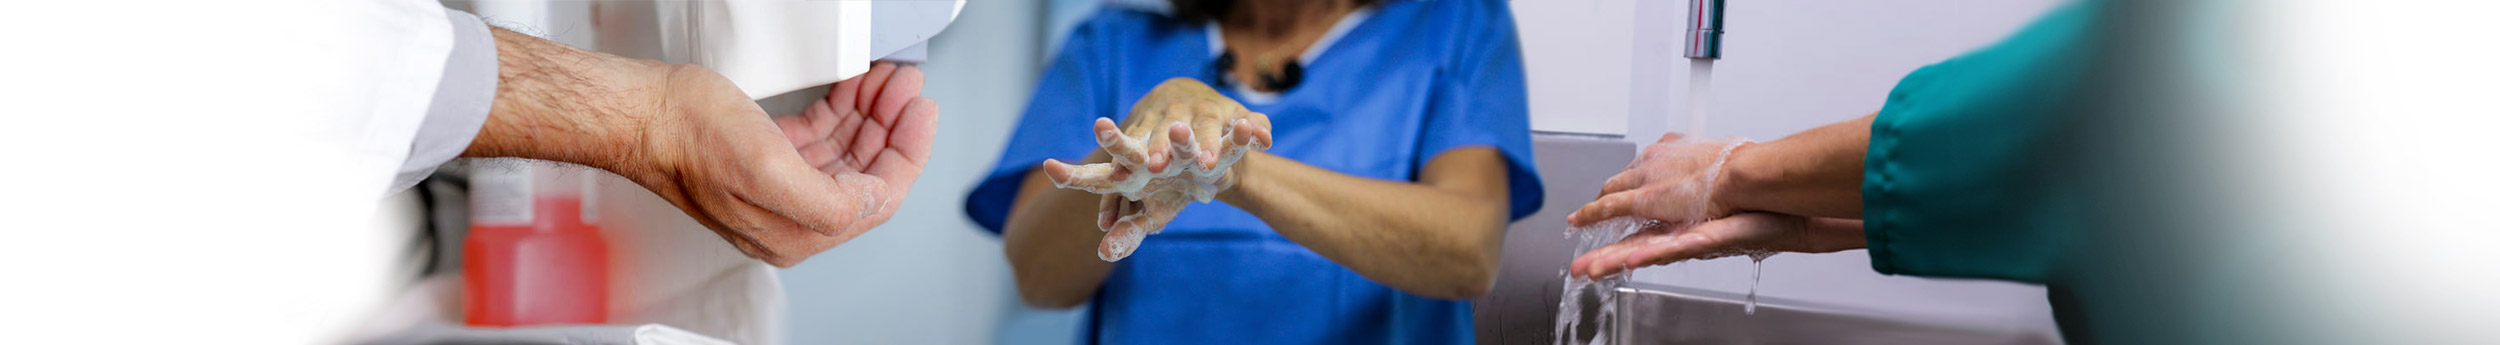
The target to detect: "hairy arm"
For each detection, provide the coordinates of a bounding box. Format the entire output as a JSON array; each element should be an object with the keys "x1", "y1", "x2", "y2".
[
  {"x1": 457, "y1": 27, "x2": 935, "y2": 267},
  {"x1": 460, "y1": 28, "x2": 666, "y2": 174}
]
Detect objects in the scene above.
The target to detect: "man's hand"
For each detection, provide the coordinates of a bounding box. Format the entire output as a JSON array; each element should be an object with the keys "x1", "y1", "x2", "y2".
[
  {"x1": 771, "y1": 62, "x2": 939, "y2": 255},
  {"x1": 1569, "y1": 213, "x2": 1863, "y2": 279},
  {"x1": 1566, "y1": 133, "x2": 1750, "y2": 227},
  {"x1": 636, "y1": 63, "x2": 936, "y2": 267},
  {"x1": 468, "y1": 28, "x2": 935, "y2": 267},
  {"x1": 1035, "y1": 78, "x2": 1272, "y2": 261}
]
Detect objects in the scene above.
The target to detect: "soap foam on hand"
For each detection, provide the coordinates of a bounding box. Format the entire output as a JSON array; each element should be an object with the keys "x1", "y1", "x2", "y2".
[
  {"x1": 1052, "y1": 120, "x2": 1258, "y2": 198},
  {"x1": 1047, "y1": 118, "x2": 1270, "y2": 262}
]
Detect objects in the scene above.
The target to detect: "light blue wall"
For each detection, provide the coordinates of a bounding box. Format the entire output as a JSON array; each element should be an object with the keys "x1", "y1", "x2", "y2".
[{"x1": 990, "y1": 2, "x2": 1107, "y2": 344}]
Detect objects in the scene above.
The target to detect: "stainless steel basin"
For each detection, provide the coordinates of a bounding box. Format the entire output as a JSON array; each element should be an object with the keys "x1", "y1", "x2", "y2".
[{"x1": 1582, "y1": 282, "x2": 2059, "y2": 345}]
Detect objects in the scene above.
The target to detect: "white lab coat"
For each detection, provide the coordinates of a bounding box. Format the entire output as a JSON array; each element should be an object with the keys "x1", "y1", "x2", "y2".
[
  {"x1": 0, "y1": 0, "x2": 458, "y2": 343},
  {"x1": 0, "y1": 0, "x2": 956, "y2": 343}
]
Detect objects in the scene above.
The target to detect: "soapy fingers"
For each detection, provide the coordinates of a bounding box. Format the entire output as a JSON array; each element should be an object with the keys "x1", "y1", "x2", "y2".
[
  {"x1": 1041, "y1": 159, "x2": 1146, "y2": 195},
  {"x1": 1044, "y1": 78, "x2": 1278, "y2": 262},
  {"x1": 1099, "y1": 195, "x2": 1185, "y2": 261},
  {"x1": 1093, "y1": 118, "x2": 1168, "y2": 174}
]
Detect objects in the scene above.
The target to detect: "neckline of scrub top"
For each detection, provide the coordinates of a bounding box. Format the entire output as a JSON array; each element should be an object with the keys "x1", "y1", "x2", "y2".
[{"x1": 1203, "y1": 6, "x2": 1379, "y2": 105}]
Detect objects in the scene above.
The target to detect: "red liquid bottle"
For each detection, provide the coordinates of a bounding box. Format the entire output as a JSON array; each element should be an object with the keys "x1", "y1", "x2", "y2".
[{"x1": 464, "y1": 162, "x2": 609, "y2": 326}]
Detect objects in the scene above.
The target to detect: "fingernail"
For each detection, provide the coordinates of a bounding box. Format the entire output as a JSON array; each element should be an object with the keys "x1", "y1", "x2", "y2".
[
  {"x1": 859, "y1": 184, "x2": 884, "y2": 221},
  {"x1": 1099, "y1": 235, "x2": 1134, "y2": 262},
  {"x1": 1042, "y1": 159, "x2": 1068, "y2": 177},
  {"x1": 838, "y1": 173, "x2": 886, "y2": 224},
  {"x1": 1094, "y1": 118, "x2": 1123, "y2": 144},
  {"x1": 1169, "y1": 124, "x2": 1198, "y2": 154},
  {"x1": 1099, "y1": 219, "x2": 1151, "y2": 261}
]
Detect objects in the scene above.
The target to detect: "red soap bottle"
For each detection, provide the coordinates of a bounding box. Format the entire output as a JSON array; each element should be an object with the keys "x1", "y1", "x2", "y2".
[{"x1": 463, "y1": 161, "x2": 609, "y2": 326}]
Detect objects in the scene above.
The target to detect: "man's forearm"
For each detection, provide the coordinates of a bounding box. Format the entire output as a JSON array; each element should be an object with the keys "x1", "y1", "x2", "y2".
[
  {"x1": 1722, "y1": 114, "x2": 1874, "y2": 219},
  {"x1": 1214, "y1": 149, "x2": 1511, "y2": 299},
  {"x1": 461, "y1": 27, "x2": 670, "y2": 174}
]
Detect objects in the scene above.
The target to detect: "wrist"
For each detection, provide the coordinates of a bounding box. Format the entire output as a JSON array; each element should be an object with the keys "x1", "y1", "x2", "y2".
[
  {"x1": 1803, "y1": 218, "x2": 1869, "y2": 253},
  {"x1": 1213, "y1": 152, "x2": 1262, "y2": 206},
  {"x1": 1711, "y1": 140, "x2": 1763, "y2": 214}
]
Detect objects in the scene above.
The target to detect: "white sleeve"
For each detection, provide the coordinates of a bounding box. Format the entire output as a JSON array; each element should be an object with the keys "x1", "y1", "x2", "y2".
[
  {"x1": 393, "y1": 8, "x2": 499, "y2": 192},
  {"x1": 0, "y1": 1, "x2": 466, "y2": 343}
]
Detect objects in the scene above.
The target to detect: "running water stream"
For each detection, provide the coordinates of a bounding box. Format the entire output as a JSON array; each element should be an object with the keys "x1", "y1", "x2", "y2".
[
  {"x1": 1554, "y1": 218, "x2": 1648, "y2": 345},
  {"x1": 1558, "y1": 58, "x2": 1772, "y2": 344},
  {"x1": 1555, "y1": 221, "x2": 1779, "y2": 345}
]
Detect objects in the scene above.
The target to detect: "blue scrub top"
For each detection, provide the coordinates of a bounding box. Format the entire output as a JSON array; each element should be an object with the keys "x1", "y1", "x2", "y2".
[{"x1": 962, "y1": 0, "x2": 1543, "y2": 344}]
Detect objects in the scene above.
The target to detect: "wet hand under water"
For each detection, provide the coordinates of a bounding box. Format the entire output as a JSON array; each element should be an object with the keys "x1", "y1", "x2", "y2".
[
  {"x1": 1566, "y1": 133, "x2": 1752, "y2": 228},
  {"x1": 1569, "y1": 212, "x2": 1866, "y2": 279}
]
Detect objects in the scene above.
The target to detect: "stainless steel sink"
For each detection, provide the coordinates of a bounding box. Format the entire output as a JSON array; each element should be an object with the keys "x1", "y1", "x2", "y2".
[
  {"x1": 1571, "y1": 282, "x2": 2059, "y2": 345},
  {"x1": 1481, "y1": 134, "x2": 2061, "y2": 345}
]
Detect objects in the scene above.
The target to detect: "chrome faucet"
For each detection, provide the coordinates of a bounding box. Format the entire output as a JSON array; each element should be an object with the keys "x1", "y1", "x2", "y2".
[{"x1": 1684, "y1": 0, "x2": 1725, "y2": 60}]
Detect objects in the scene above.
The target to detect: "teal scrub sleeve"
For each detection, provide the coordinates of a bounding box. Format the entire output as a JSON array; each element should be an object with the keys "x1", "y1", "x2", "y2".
[{"x1": 1862, "y1": 1, "x2": 2101, "y2": 284}]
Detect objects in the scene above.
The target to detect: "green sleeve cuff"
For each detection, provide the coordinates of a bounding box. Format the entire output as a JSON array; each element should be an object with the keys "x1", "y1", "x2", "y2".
[{"x1": 1861, "y1": 0, "x2": 2103, "y2": 285}]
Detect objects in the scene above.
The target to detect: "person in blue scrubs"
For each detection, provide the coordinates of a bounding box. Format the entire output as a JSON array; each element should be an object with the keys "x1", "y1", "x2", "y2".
[{"x1": 962, "y1": 0, "x2": 1542, "y2": 343}]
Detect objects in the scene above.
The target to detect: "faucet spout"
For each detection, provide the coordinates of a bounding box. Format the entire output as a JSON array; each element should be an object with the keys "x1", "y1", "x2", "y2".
[{"x1": 1684, "y1": 0, "x2": 1726, "y2": 60}]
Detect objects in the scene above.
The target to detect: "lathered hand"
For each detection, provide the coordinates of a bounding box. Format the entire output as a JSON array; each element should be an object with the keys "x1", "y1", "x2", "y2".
[{"x1": 1037, "y1": 78, "x2": 1273, "y2": 261}]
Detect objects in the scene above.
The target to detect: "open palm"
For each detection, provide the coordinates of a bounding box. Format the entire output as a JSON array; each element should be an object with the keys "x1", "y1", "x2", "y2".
[
  {"x1": 1567, "y1": 214, "x2": 1797, "y2": 279},
  {"x1": 617, "y1": 62, "x2": 936, "y2": 267},
  {"x1": 774, "y1": 62, "x2": 939, "y2": 244},
  {"x1": 1569, "y1": 212, "x2": 1874, "y2": 279}
]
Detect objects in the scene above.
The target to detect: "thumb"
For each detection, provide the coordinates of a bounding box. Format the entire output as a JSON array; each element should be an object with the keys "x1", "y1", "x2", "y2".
[{"x1": 752, "y1": 159, "x2": 889, "y2": 237}]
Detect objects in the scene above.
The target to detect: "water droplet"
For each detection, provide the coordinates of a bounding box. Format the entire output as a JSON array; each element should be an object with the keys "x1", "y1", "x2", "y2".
[{"x1": 1744, "y1": 252, "x2": 1770, "y2": 316}]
